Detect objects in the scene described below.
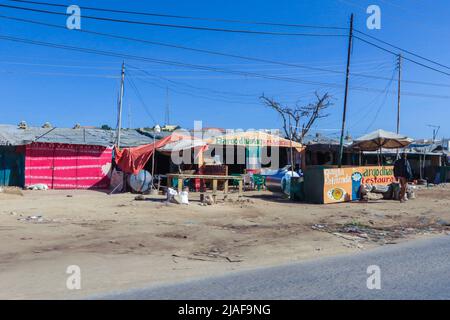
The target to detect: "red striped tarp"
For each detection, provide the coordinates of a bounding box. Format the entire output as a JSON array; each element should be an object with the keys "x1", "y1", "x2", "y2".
[{"x1": 25, "y1": 142, "x2": 112, "y2": 189}]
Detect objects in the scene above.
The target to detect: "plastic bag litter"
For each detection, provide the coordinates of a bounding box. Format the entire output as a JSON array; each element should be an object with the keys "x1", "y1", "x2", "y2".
[
  {"x1": 166, "y1": 188, "x2": 178, "y2": 202},
  {"x1": 27, "y1": 184, "x2": 49, "y2": 191},
  {"x1": 179, "y1": 191, "x2": 189, "y2": 205}
]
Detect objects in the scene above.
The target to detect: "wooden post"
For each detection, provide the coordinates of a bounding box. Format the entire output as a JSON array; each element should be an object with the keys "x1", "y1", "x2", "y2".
[
  {"x1": 177, "y1": 178, "x2": 183, "y2": 193},
  {"x1": 238, "y1": 180, "x2": 243, "y2": 198},
  {"x1": 224, "y1": 180, "x2": 229, "y2": 200},
  {"x1": 212, "y1": 179, "x2": 218, "y2": 203}
]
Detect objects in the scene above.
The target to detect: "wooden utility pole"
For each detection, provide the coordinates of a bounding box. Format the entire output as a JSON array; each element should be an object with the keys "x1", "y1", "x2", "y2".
[
  {"x1": 396, "y1": 54, "x2": 402, "y2": 134},
  {"x1": 116, "y1": 62, "x2": 125, "y2": 148},
  {"x1": 288, "y1": 118, "x2": 294, "y2": 176},
  {"x1": 165, "y1": 86, "x2": 170, "y2": 125},
  {"x1": 338, "y1": 13, "x2": 354, "y2": 168}
]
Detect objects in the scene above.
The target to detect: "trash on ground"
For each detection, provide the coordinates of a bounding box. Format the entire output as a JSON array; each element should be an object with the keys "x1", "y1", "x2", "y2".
[
  {"x1": 312, "y1": 219, "x2": 449, "y2": 245},
  {"x1": 18, "y1": 215, "x2": 47, "y2": 223},
  {"x1": 27, "y1": 184, "x2": 49, "y2": 191},
  {"x1": 134, "y1": 194, "x2": 146, "y2": 201}
]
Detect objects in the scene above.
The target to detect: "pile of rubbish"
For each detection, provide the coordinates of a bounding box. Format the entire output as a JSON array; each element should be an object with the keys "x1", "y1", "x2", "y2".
[
  {"x1": 17, "y1": 215, "x2": 51, "y2": 223},
  {"x1": 27, "y1": 184, "x2": 49, "y2": 191},
  {"x1": 166, "y1": 187, "x2": 189, "y2": 205},
  {"x1": 312, "y1": 220, "x2": 449, "y2": 245},
  {"x1": 359, "y1": 183, "x2": 416, "y2": 201}
]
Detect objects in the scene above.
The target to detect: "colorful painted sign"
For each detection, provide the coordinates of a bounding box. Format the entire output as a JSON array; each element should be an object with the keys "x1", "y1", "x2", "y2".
[{"x1": 323, "y1": 166, "x2": 394, "y2": 204}]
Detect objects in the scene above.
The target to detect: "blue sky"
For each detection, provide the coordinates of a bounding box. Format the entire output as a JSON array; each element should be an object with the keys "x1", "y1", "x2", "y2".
[{"x1": 1, "y1": 0, "x2": 449, "y2": 139}]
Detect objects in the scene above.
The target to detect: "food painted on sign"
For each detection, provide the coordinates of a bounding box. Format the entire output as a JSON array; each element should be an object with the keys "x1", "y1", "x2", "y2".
[{"x1": 327, "y1": 187, "x2": 346, "y2": 201}]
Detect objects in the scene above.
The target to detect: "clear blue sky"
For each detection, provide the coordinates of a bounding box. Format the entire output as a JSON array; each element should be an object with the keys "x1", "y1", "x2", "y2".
[{"x1": 1, "y1": 0, "x2": 449, "y2": 139}]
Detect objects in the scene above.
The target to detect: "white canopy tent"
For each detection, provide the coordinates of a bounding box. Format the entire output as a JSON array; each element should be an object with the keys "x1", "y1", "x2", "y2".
[{"x1": 352, "y1": 129, "x2": 413, "y2": 151}]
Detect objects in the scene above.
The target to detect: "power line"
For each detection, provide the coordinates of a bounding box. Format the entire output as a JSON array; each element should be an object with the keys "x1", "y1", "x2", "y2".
[
  {"x1": 9, "y1": 0, "x2": 347, "y2": 30},
  {"x1": 0, "y1": 34, "x2": 346, "y2": 87},
  {"x1": 126, "y1": 75, "x2": 157, "y2": 124},
  {"x1": 0, "y1": 3, "x2": 346, "y2": 37},
  {"x1": 0, "y1": 15, "x2": 346, "y2": 73},
  {"x1": 128, "y1": 70, "x2": 262, "y2": 106},
  {"x1": 1, "y1": 34, "x2": 450, "y2": 99},
  {"x1": 354, "y1": 29, "x2": 450, "y2": 71},
  {"x1": 0, "y1": 69, "x2": 119, "y2": 78},
  {"x1": 354, "y1": 36, "x2": 450, "y2": 77},
  {"x1": 128, "y1": 64, "x2": 260, "y2": 98},
  {"x1": 365, "y1": 69, "x2": 396, "y2": 132},
  {"x1": 3, "y1": 15, "x2": 450, "y2": 89}
]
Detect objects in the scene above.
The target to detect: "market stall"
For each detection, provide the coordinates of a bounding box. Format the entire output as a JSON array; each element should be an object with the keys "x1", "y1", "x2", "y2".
[
  {"x1": 304, "y1": 165, "x2": 395, "y2": 204},
  {"x1": 301, "y1": 129, "x2": 413, "y2": 204}
]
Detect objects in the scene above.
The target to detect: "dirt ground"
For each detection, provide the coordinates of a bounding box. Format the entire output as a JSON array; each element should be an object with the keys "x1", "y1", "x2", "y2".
[{"x1": 0, "y1": 184, "x2": 449, "y2": 299}]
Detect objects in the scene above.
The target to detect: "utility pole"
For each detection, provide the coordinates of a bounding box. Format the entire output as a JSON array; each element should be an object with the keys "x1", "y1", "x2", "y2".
[
  {"x1": 396, "y1": 54, "x2": 402, "y2": 134},
  {"x1": 165, "y1": 86, "x2": 170, "y2": 125},
  {"x1": 338, "y1": 13, "x2": 354, "y2": 168},
  {"x1": 116, "y1": 62, "x2": 125, "y2": 148},
  {"x1": 288, "y1": 118, "x2": 294, "y2": 176},
  {"x1": 395, "y1": 54, "x2": 402, "y2": 159}
]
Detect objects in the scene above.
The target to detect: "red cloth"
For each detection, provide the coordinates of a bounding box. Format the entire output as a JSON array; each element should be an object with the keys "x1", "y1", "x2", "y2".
[
  {"x1": 25, "y1": 142, "x2": 112, "y2": 190},
  {"x1": 114, "y1": 135, "x2": 173, "y2": 174}
]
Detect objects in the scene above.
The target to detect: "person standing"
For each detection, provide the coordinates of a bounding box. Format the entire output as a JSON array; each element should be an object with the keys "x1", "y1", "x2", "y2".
[{"x1": 394, "y1": 152, "x2": 413, "y2": 203}]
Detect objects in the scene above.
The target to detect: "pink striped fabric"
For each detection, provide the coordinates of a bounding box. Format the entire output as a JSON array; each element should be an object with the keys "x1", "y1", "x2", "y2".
[{"x1": 25, "y1": 142, "x2": 113, "y2": 189}]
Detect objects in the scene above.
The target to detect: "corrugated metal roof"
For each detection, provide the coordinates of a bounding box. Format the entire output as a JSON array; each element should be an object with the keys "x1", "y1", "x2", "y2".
[{"x1": 0, "y1": 125, "x2": 155, "y2": 147}]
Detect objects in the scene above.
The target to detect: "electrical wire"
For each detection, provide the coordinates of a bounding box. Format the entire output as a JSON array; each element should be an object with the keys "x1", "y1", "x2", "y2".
[
  {"x1": 354, "y1": 29, "x2": 450, "y2": 71},
  {"x1": 8, "y1": 0, "x2": 348, "y2": 30},
  {"x1": 1, "y1": 34, "x2": 449, "y2": 99},
  {"x1": 354, "y1": 35, "x2": 450, "y2": 77},
  {"x1": 0, "y1": 3, "x2": 346, "y2": 37},
  {"x1": 364, "y1": 70, "x2": 396, "y2": 132},
  {"x1": 2, "y1": 15, "x2": 449, "y2": 88},
  {"x1": 126, "y1": 75, "x2": 157, "y2": 124}
]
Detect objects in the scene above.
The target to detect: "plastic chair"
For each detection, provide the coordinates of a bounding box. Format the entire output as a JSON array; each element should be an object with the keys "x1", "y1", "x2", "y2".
[
  {"x1": 230, "y1": 173, "x2": 242, "y2": 190},
  {"x1": 252, "y1": 174, "x2": 266, "y2": 191}
]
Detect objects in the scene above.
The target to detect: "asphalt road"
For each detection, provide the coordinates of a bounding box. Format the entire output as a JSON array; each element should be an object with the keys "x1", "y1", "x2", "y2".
[{"x1": 98, "y1": 235, "x2": 450, "y2": 299}]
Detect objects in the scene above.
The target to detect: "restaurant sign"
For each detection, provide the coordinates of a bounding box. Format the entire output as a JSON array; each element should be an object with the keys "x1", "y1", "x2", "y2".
[{"x1": 323, "y1": 166, "x2": 394, "y2": 204}]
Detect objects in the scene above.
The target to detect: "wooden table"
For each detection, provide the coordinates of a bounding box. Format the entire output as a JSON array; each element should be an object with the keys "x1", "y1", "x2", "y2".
[{"x1": 166, "y1": 174, "x2": 244, "y2": 202}]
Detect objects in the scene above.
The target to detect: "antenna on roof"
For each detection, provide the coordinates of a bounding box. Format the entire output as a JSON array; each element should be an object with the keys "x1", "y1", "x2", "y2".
[{"x1": 427, "y1": 124, "x2": 440, "y2": 143}]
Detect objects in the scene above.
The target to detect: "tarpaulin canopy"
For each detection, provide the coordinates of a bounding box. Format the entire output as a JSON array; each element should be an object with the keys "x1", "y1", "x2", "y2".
[
  {"x1": 114, "y1": 133, "x2": 207, "y2": 174},
  {"x1": 204, "y1": 131, "x2": 305, "y2": 152},
  {"x1": 114, "y1": 135, "x2": 173, "y2": 174},
  {"x1": 351, "y1": 129, "x2": 413, "y2": 151}
]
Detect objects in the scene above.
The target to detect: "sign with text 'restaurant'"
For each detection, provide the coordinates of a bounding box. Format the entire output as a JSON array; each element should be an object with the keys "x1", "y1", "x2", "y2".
[{"x1": 323, "y1": 166, "x2": 394, "y2": 204}]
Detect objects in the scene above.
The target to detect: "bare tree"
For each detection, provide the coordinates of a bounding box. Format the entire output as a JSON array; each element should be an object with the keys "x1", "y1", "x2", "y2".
[{"x1": 260, "y1": 92, "x2": 333, "y2": 143}]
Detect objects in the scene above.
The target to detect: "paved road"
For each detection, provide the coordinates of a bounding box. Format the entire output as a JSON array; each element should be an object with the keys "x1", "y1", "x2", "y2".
[{"x1": 98, "y1": 236, "x2": 450, "y2": 299}]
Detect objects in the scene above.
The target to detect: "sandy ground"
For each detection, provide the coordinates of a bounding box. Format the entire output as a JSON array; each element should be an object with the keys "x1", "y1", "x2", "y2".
[{"x1": 0, "y1": 184, "x2": 449, "y2": 299}]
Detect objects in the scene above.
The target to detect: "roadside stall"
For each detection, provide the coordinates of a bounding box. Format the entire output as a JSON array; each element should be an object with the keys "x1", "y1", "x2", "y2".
[
  {"x1": 302, "y1": 129, "x2": 413, "y2": 204},
  {"x1": 202, "y1": 131, "x2": 305, "y2": 193},
  {"x1": 203, "y1": 131, "x2": 304, "y2": 172}
]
